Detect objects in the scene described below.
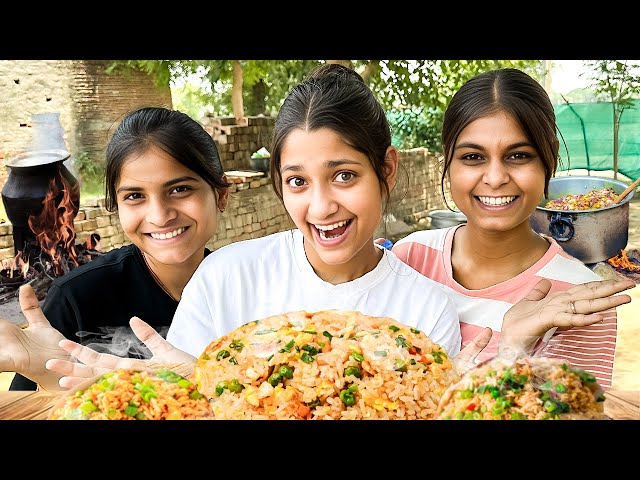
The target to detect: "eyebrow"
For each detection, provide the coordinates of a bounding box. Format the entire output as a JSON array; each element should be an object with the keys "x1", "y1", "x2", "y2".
[
  {"x1": 281, "y1": 159, "x2": 362, "y2": 173},
  {"x1": 116, "y1": 175, "x2": 200, "y2": 193},
  {"x1": 454, "y1": 141, "x2": 533, "y2": 151}
]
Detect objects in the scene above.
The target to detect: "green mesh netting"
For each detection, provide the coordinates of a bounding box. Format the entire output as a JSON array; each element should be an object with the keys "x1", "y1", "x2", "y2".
[{"x1": 555, "y1": 101, "x2": 640, "y2": 181}]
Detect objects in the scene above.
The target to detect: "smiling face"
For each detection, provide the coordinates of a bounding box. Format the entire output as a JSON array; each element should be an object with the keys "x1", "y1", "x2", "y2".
[
  {"x1": 280, "y1": 127, "x2": 397, "y2": 280},
  {"x1": 449, "y1": 111, "x2": 546, "y2": 233},
  {"x1": 115, "y1": 145, "x2": 226, "y2": 267}
]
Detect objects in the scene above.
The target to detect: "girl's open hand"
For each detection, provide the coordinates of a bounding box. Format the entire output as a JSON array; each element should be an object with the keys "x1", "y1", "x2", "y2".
[
  {"x1": 0, "y1": 284, "x2": 69, "y2": 392},
  {"x1": 501, "y1": 278, "x2": 635, "y2": 356},
  {"x1": 46, "y1": 316, "x2": 197, "y2": 389}
]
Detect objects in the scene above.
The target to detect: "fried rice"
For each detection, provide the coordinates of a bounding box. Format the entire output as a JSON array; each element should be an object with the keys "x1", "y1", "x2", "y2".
[
  {"x1": 543, "y1": 187, "x2": 617, "y2": 211},
  {"x1": 193, "y1": 310, "x2": 460, "y2": 420},
  {"x1": 435, "y1": 357, "x2": 607, "y2": 420},
  {"x1": 48, "y1": 368, "x2": 214, "y2": 420}
]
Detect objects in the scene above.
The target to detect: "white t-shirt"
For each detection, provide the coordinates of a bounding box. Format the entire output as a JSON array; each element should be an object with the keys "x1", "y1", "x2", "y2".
[{"x1": 168, "y1": 229, "x2": 461, "y2": 359}]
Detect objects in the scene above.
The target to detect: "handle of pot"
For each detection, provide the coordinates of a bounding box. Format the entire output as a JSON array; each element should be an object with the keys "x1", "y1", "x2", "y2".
[{"x1": 548, "y1": 212, "x2": 574, "y2": 242}]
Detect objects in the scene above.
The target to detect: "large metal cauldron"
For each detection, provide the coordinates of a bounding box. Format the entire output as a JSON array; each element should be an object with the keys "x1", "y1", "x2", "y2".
[{"x1": 530, "y1": 176, "x2": 633, "y2": 265}]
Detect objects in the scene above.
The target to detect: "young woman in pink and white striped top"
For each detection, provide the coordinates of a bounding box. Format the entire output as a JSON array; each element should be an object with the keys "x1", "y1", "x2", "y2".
[{"x1": 392, "y1": 68, "x2": 634, "y2": 390}]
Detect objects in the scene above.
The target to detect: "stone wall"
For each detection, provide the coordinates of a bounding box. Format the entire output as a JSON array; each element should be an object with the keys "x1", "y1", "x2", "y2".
[{"x1": 0, "y1": 60, "x2": 172, "y2": 186}]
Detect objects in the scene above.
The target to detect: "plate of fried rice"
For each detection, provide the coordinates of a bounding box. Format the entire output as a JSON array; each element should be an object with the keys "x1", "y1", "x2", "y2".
[
  {"x1": 193, "y1": 310, "x2": 460, "y2": 420},
  {"x1": 48, "y1": 368, "x2": 214, "y2": 420},
  {"x1": 435, "y1": 356, "x2": 607, "y2": 420}
]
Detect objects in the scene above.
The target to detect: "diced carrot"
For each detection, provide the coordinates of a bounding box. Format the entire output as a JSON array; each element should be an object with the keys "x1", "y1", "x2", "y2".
[
  {"x1": 322, "y1": 344, "x2": 332, "y2": 353},
  {"x1": 297, "y1": 404, "x2": 311, "y2": 418},
  {"x1": 316, "y1": 358, "x2": 329, "y2": 366}
]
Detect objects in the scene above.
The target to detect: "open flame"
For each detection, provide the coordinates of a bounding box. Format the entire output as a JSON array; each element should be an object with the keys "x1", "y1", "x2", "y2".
[
  {"x1": 27, "y1": 173, "x2": 80, "y2": 276},
  {"x1": 607, "y1": 249, "x2": 640, "y2": 272}
]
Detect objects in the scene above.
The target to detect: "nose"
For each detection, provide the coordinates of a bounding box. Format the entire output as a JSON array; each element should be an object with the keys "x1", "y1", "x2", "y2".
[
  {"x1": 145, "y1": 196, "x2": 177, "y2": 226},
  {"x1": 307, "y1": 184, "x2": 339, "y2": 220},
  {"x1": 482, "y1": 158, "x2": 510, "y2": 188}
]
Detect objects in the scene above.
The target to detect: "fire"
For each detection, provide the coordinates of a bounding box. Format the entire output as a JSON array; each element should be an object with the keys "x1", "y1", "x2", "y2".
[
  {"x1": 607, "y1": 249, "x2": 640, "y2": 272},
  {"x1": 27, "y1": 172, "x2": 80, "y2": 276}
]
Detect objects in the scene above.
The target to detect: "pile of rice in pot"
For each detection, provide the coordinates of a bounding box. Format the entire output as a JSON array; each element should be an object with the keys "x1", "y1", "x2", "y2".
[
  {"x1": 194, "y1": 310, "x2": 460, "y2": 419},
  {"x1": 48, "y1": 368, "x2": 214, "y2": 420},
  {"x1": 435, "y1": 356, "x2": 607, "y2": 420}
]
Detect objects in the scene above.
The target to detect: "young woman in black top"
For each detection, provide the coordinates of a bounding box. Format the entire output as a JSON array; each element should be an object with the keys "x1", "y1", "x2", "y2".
[{"x1": 2, "y1": 106, "x2": 230, "y2": 391}]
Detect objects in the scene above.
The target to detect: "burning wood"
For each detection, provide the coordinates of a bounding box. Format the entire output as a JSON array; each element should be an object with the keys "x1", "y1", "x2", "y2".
[
  {"x1": 0, "y1": 167, "x2": 103, "y2": 304},
  {"x1": 607, "y1": 249, "x2": 640, "y2": 273}
]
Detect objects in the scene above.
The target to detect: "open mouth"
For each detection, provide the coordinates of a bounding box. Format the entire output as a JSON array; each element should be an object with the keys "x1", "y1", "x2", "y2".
[
  {"x1": 148, "y1": 226, "x2": 188, "y2": 240},
  {"x1": 476, "y1": 196, "x2": 517, "y2": 206},
  {"x1": 313, "y1": 219, "x2": 352, "y2": 240}
]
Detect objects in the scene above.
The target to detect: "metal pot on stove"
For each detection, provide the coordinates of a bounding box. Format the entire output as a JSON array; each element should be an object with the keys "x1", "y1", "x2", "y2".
[{"x1": 529, "y1": 176, "x2": 633, "y2": 265}]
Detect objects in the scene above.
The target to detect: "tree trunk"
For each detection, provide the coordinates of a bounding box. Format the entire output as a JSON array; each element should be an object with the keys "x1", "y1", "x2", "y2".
[
  {"x1": 232, "y1": 60, "x2": 245, "y2": 124},
  {"x1": 250, "y1": 79, "x2": 267, "y2": 116}
]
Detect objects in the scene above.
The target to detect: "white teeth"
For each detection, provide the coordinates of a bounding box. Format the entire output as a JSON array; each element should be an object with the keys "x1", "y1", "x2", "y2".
[
  {"x1": 150, "y1": 227, "x2": 186, "y2": 240},
  {"x1": 477, "y1": 196, "x2": 516, "y2": 206},
  {"x1": 314, "y1": 220, "x2": 348, "y2": 231}
]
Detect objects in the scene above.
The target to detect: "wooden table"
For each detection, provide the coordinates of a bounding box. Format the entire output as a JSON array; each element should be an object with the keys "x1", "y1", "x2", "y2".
[{"x1": 0, "y1": 386, "x2": 637, "y2": 420}]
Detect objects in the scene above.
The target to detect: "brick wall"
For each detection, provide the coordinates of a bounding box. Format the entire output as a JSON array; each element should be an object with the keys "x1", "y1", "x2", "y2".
[{"x1": 202, "y1": 115, "x2": 274, "y2": 172}]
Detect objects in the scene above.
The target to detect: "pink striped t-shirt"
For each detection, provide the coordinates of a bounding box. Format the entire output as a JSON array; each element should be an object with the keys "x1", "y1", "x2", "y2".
[{"x1": 393, "y1": 225, "x2": 617, "y2": 390}]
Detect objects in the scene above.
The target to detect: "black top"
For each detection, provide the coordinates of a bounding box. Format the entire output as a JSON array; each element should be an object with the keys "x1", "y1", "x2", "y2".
[{"x1": 9, "y1": 244, "x2": 211, "y2": 390}]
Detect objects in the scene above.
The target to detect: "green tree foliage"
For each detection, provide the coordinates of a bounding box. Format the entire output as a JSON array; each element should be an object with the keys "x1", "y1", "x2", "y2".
[{"x1": 107, "y1": 59, "x2": 542, "y2": 152}]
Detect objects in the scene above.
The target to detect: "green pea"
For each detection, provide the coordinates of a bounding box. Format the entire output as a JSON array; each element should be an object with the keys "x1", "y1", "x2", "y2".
[
  {"x1": 215, "y1": 381, "x2": 229, "y2": 396},
  {"x1": 278, "y1": 365, "x2": 294, "y2": 379},
  {"x1": 268, "y1": 372, "x2": 282, "y2": 387},
  {"x1": 228, "y1": 379, "x2": 244, "y2": 393},
  {"x1": 343, "y1": 366, "x2": 362, "y2": 378},
  {"x1": 339, "y1": 389, "x2": 356, "y2": 407}
]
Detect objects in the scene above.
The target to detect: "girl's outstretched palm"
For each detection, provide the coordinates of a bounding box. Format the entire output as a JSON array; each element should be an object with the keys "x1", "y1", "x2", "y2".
[
  {"x1": 501, "y1": 278, "x2": 635, "y2": 357},
  {"x1": 0, "y1": 284, "x2": 69, "y2": 391},
  {"x1": 46, "y1": 317, "x2": 196, "y2": 389}
]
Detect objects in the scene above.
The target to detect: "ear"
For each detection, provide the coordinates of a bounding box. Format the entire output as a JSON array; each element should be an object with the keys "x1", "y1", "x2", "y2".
[
  {"x1": 383, "y1": 146, "x2": 399, "y2": 192},
  {"x1": 217, "y1": 176, "x2": 230, "y2": 212}
]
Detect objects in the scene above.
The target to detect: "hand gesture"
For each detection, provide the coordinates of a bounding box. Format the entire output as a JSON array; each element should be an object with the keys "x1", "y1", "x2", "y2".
[
  {"x1": 46, "y1": 316, "x2": 197, "y2": 389},
  {"x1": 501, "y1": 278, "x2": 635, "y2": 356},
  {"x1": 0, "y1": 284, "x2": 69, "y2": 392},
  {"x1": 452, "y1": 327, "x2": 492, "y2": 375}
]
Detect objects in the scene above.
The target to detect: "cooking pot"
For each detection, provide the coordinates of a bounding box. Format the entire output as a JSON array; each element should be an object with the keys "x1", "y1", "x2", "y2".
[
  {"x1": 428, "y1": 209, "x2": 467, "y2": 229},
  {"x1": 529, "y1": 176, "x2": 633, "y2": 264}
]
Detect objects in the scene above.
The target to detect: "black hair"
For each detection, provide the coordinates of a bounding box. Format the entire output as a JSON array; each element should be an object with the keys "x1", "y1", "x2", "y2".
[
  {"x1": 270, "y1": 63, "x2": 394, "y2": 205},
  {"x1": 441, "y1": 68, "x2": 559, "y2": 200},
  {"x1": 104, "y1": 106, "x2": 231, "y2": 211}
]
